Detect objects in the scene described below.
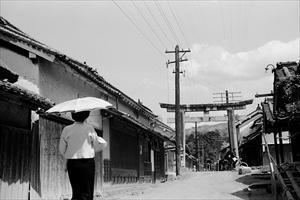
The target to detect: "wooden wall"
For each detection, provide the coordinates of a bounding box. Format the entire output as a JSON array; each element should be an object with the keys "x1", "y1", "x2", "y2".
[
  {"x1": 38, "y1": 116, "x2": 72, "y2": 199},
  {"x1": 154, "y1": 141, "x2": 165, "y2": 180},
  {"x1": 0, "y1": 99, "x2": 31, "y2": 200},
  {"x1": 0, "y1": 124, "x2": 31, "y2": 200},
  {"x1": 38, "y1": 116, "x2": 104, "y2": 199},
  {"x1": 110, "y1": 118, "x2": 139, "y2": 183}
]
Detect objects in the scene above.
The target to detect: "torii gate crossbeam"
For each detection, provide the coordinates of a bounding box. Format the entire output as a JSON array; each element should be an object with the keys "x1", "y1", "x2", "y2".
[{"x1": 160, "y1": 99, "x2": 253, "y2": 112}]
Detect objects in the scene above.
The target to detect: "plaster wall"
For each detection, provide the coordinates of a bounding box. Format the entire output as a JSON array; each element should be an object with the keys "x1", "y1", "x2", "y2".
[
  {"x1": 38, "y1": 59, "x2": 104, "y2": 103},
  {"x1": 38, "y1": 59, "x2": 113, "y2": 156},
  {"x1": 117, "y1": 101, "x2": 136, "y2": 117},
  {"x1": 117, "y1": 101, "x2": 152, "y2": 129},
  {"x1": 0, "y1": 47, "x2": 39, "y2": 92}
]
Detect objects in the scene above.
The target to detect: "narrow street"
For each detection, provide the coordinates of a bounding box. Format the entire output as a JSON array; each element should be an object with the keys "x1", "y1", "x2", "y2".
[
  {"x1": 1, "y1": 2, "x2": 299, "y2": 200},
  {"x1": 107, "y1": 171, "x2": 273, "y2": 200}
]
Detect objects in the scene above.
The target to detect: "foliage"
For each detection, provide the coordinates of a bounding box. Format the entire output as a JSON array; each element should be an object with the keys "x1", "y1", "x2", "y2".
[{"x1": 186, "y1": 129, "x2": 226, "y2": 163}]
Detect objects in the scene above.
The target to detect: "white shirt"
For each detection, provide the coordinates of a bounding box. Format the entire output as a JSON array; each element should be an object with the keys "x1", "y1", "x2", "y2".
[{"x1": 59, "y1": 122, "x2": 107, "y2": 159}]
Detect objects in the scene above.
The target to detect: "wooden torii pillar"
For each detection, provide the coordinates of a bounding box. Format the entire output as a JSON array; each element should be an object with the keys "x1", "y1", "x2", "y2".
[{"x1": 160, "y1": 99, "x2": 253, "y2": 163}]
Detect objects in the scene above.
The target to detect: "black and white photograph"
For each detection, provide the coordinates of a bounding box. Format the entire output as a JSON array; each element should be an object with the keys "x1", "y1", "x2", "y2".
[{"x1": 0, "y1": 0, "x2": 299, "y2": 199}]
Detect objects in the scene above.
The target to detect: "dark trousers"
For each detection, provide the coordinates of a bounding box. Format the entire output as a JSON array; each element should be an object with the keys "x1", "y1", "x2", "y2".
[{"x1": 67, "y1": 158, "x2": 95, "y2": 200}]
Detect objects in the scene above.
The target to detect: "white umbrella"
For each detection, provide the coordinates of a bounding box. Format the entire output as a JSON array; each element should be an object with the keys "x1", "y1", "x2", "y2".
[{"x1": 46, "y1": 97, "x2": 112, "y2": 113}]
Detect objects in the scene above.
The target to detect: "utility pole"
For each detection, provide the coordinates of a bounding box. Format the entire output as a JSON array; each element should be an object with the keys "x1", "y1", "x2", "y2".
[
  {"x1": 225, "y1": 90, "x2": 234, "y2": 153},
  {"x1": 166, "y1": 45, "x2": 190, "y2": 176},
  {"x1": 195, "y1": 122, "x2": 199, "y2": 171},
  {"x1": 181, "y1": 110, "x2": 186, "y2": 168}
]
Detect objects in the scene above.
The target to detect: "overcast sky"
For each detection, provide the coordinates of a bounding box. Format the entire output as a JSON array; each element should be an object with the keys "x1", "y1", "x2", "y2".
[{"x1": 1, "y1": 0, "x2": 299, "y2": 125}]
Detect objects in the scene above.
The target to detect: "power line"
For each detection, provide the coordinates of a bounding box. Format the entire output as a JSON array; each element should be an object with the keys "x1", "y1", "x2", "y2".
[
  {"x1": 131, "y1": 1, "x2": 168, "y2": 49},
  {"x1": 229, "y1": 5, "x2": 233, "y2": 50},
  {"x1": 184, "y1": 60, "x2": 225, "y2": 93},
  {"x1": 143, "y1": 1, "x2": 173, "y2": 47},
  {"x1": 167, "y1": 1, "x2": 190, "y2": 47},
  {"x1": 154, "y1": 0, "x2": 181, "y2": 46},
  {"x1": 112, "y1": 0, "x2": 162, "y2": 55},
  {"x1": 218, "y1": 1, "x2": 226, "y2": 44}
]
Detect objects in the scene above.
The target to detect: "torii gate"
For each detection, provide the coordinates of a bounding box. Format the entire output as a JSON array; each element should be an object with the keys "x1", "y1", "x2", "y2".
[
  {"x1": 167, "y1": 112, "x2": 245, "y2": 168},
  {"x1": 160, "y1": 99, "x2": 253, "y2": 167}
]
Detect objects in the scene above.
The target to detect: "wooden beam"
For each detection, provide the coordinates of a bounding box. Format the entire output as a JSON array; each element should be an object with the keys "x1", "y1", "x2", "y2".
[
  {"x1": 286, "y1": 170, "x2": 300, "y2": 199},
  {"x1": 255, "y1": 93, "x2": 274, "y2": 98},
  {"x1": 160, "y1": 99, "x2": 253, "y2": 112},
  {"x1": 167, "y1": 115, "x2": 228, "y2": 123}
]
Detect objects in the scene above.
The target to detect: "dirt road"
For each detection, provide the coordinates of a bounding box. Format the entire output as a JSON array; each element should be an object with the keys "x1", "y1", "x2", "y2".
[{"x1": 109, "y1": 171, "x2": 273, "y2": 200}]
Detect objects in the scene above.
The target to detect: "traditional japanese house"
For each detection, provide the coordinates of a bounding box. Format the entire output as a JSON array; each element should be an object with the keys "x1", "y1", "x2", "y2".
[
  {"x1": 237, "y1": 106, "x2": 264, "y2": 167},
  {"x1": 273, "y1": 61, "x2": 300, "y2": 162},
  {"x1": 237, "y1": 103, "x2": 293, "y2": 167},
  {"x1": 261, "y1": 61, "x2": 300, "y2": 200},
  {"x1": 0, "y1": 16, "x2": 174, "y2": 200},
  {"x1": 262, "y1": 61, "x2": 300, "y2": 164},
  {"x1": 0, "y1": 71, "x2": 55, "y2": 199}
]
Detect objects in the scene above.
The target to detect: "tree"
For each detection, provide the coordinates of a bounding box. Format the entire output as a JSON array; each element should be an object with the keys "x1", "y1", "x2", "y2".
[{"x1": 186, "y1": 130, "x2": 225, "y2": 164}]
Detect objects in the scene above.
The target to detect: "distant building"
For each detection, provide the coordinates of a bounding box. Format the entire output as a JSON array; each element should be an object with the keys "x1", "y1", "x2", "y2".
[
  {"x1": 237, "y1": 105, "x2": 292, "y2": 167},
  {"x1": 237, "y1": 106, "x2": 264, "y2": 166}
]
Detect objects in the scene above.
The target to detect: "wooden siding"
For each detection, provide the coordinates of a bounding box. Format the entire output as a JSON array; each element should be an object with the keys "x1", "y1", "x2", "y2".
[
  {"x1": 154, "y1": 141, "x2": 165, "y2": 180},
  {"x1": 143, "y1": 162, "x2": 152, "y2": 176},
  {"x1": 0, "y1": 124, "x2": 31, "y2": 200},
  {"x1": 38, "y1": 116, "x2": 104, "y2": 199},
  {"x1": 29, "y1": 122, "x2": 42, "y2": 200},
  {"x1": 39, "y1": 117, "x2": 72, "y2": 199},
  {"x1": 138, "y1": 135, "x2": 144, "y2": 178},
  {"x1": 94, "y1": 150, "x2": 103, "y2": 196},
  {"x1": 110, "y1": 118, "x2": 139, "y2": 181},
  {"x1": 103, "y1": 159, "x2": 111, "y2": 182}
]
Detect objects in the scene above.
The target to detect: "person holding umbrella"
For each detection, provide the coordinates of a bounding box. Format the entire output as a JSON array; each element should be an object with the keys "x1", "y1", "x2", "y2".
[
  {"x1": 59, "y1": 110, "x2": 107, "y2": 200},
  {"x1": 47, "y1": 97, "x2": 111, "y2": 200}
]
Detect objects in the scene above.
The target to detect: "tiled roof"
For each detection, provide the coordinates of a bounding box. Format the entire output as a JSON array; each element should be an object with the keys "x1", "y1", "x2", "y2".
[
  {"x1": 236, "y1": 106, "x2": 263, "y2": 127},
  {"x1": 239, "y1": 118, "x2": 262, "y2": 147},
  {"x1": 0, "y1": 17, "x2": 58, "y2": 56},
  {"x1": 0, "y1": 16, "x2": 157, "y2": 119},
  {"x1": 236, "y1": 107, "x2": 263, "y2": 146},
  {"x1": 0, "y1": 80, "x2": 54, "y2": 109}
]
